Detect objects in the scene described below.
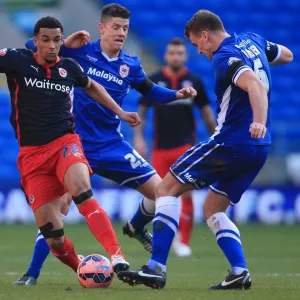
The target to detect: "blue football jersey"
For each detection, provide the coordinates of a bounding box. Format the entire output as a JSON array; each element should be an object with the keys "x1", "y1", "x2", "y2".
[
  {"x1": 211, "y1": 32, "x2": 280, "y2": 145},
  {"x1": 59, "y1": 40, "x2": 147, "y2": 147}
]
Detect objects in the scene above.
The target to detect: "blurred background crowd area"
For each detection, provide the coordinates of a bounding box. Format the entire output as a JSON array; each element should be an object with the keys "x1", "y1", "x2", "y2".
[{"x1": 0, "y1": 0, "x2": 299, "y2": 187}]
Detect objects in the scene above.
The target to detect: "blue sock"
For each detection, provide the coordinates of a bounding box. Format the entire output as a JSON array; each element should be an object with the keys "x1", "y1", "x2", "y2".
[
  {"x1": 26, "y1": 231, "x2": 50, "y2": 279},
  {"x1": 148, "y1": 196, "x2": 179, "y2": 272},
  {"x1": 130, "y1": 197, "x2": 155, "y2": 232},
  {"x1": 207, "y1": 212, "x2": 247, "y2": 273}
]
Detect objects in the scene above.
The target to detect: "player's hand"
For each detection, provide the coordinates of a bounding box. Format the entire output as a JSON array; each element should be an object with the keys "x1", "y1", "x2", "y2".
[
  {"x1": 176, "y1": 87, "x2": 197, "y2": 100},
  {"x1": 134, "y1": 136, "x2": 147, "y2": 158},
  {"x1": 64, "y1": 30, "x2": 90, "y2": 49},
  {"x1": 249, "y1": 122, "x2": 267, "y2": 138},
  {"x1": 119, "y1": 111, "x2": 141, "y2": 127}
]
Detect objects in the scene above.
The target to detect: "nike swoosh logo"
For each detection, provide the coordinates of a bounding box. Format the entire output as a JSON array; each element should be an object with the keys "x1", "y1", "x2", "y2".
[
  {"x1": 88, "y1": 209, "x2": 99, "y2": 218},
  {"x1": 138, "y1": 271, "x2": 162, "y2": 278},
  {"x1": 221, "y1": 276, "x2": 244, "y2": 287}
]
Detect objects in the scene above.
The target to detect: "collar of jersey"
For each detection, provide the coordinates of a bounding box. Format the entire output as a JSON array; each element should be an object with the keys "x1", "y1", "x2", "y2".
[
  {"x1": 33, "y1": 53, "x2": 61, "y2": 69},
  {"x1": 212, "y1": 33, "x2": 237, "y2": 55},
  {"x1": 93, "y1": 39, "x2": 124, "y2": 61}
]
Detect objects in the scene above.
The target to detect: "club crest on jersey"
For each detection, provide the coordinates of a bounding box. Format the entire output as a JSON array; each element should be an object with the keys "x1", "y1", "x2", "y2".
[
  {"x1": 59, "y1": 68, "x2": 67, "y2": 78},
  {"x1": 182, "y1": 80, "x2": 193, "y2": 88},
  {"x1": 119, "y1": 64, "x2": 130, "y2": 78},
  {"x1": 0, "y1": 48, "x2": 7, "y2": 56},
  {"x1": 228, "y1": 57, "x2": 241, "y2": 66}
]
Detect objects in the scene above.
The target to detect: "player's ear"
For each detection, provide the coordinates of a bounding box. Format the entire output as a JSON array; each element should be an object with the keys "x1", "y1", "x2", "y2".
[
  {"x1": 33, "y1": 36, "x2": 38, "y2": 47},
  {"x1": 99, "y1": 23, "x2": 104, "y2": 35}
]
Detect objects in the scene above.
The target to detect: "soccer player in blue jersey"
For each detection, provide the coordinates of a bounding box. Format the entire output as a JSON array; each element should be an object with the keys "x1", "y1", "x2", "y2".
[
  {"x1": 14, "y1": 4, "x2": 196, "y2": 286},
  {"x1": 118, "y1": 9, "x2": 293, "y2": 290}
]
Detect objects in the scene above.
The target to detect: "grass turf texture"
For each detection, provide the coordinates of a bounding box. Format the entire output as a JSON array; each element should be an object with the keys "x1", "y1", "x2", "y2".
[{"x1": 0, "y1": 223, "x2": 299, "y2": 300}]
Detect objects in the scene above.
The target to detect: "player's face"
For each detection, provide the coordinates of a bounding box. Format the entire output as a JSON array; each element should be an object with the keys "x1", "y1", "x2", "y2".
[
  {"x1": 34, "y1": 28, "x2": 63, "y2": 64},
  {"x1": 164, "y1": 44, "x2": 187, "y2": 71},
  {"x1": 99, "y1": 17, "x2": 129, "y2": 53},
  {"x1": 189, "y1": 31, "x2": 213, "y2": 60}
]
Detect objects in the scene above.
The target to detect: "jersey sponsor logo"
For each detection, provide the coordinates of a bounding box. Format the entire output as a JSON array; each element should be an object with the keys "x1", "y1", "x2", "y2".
[
  {"x1": 234, "y1": 39, "x2": 251, "y2": 49},
  {"x1": 228, "y1": 57, "x2": 241, "y2": 66},
  {"x1": 24, "y1": 77, "x2": 72, "y2": 93},
  {"x1": 86, "y1": 54, "x2": 98, "y2": 62},
  {"x1": 184, "y1": 172, "x2": 196, "y2": 183},
  {"x1": 31, "y1": 65, "x2": 39, "y2": 73},
  {"x1": 87, "y1": 67, "x2": 123, "y2": 85},
  {"x1": 0, "y1": 48, "x2": 7, "y2": 56},
  {"x1": 119, "y1": 64, "x2": 130, "y2": 78},
  {"x1": 59, "y1": 68, "x2": 67, "y2": 78},
  {"x1": 182, "y1": 80, "x2": 193, "y2": 88},
  {"x1": 28, "y1": 194, "x2": 35, "y2": 204}
]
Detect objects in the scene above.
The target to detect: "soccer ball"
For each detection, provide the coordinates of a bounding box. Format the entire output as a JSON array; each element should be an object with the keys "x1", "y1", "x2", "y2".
[{"x1": 77, "y1": 254, "x2": 114, "y2": 288}]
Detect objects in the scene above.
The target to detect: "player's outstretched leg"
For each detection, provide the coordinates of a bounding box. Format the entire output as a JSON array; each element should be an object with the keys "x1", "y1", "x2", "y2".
[
  {"x1": 13, "y1": 230, "x2": 49, "y2": 286},
  {"x1": 123, "y1": 174, "x2": 161, "y2": 253},
  {"x1": 118, "y1": 173, "x2": 193, "y2": 289},
  {"x1": 204, "y1": 190, "x2": 251, "y2": 290},
  {"x1": 123, "y1": 196, "x2": 154, "y2": 253},
  {"x1": 64, "y1": 163, "x2": 129, "y2": 273},
  {"x1": 173, "y1": 192, "x2": 193, "y2": 257}
]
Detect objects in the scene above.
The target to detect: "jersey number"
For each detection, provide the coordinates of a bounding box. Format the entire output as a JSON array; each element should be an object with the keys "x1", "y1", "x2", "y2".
[
  {"x1": 253, "y1": 58, "x2": 270, "y2": 92},
  {"x1": 124, "y1": 150, "x2": 146, "y2": 169}
]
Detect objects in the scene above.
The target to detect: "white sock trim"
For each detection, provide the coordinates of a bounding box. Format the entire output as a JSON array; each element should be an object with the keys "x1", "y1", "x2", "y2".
[
  {"x1": 153, "y1": 215, "x2": 177, "y2": 234},
  {"x1": 216, "y1": 232, "x2": 241, "y2": 244},
  {"x1": 156, "y1": 196, "x2": 178, "y2": 208}
]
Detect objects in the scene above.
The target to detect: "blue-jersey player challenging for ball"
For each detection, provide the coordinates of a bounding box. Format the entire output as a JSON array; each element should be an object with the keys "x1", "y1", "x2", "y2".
[
  {"x1": 117, "y1": 10, "x2": 293, "y2": 290},
  {"x1": 14, "y1": 4, "x2": 196, "y2": 286}
]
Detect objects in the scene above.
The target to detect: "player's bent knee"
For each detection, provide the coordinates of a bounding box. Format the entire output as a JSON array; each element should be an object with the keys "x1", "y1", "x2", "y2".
[
  {"x1": 72, "y1": 189, "x2": 93, "y2": 205},
  {"x1": 39, "y1": 222, "x2": 65, "y2": 249}
]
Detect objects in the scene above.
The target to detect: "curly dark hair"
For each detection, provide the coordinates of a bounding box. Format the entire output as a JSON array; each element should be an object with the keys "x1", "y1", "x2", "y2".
[{"x1": 34, "y1": 16, "x2": 63, "y2": 36}]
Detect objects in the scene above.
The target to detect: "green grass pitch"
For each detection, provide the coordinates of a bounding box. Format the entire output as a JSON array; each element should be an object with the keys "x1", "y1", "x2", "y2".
[{"x1": 0, "y1": 223, "x2": 299, "y2": 300}]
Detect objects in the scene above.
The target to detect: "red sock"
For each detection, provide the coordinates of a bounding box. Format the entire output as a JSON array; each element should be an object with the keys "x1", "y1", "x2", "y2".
[
  {"x1": 50, "y1": 236, "x2": 80, "y2": 272},
  {"x1": 178, "y1": 194, "x2": 194, "y2": 245},
  {"x1": 79, "y1": 199, "x2": 124, "y2": 257}
]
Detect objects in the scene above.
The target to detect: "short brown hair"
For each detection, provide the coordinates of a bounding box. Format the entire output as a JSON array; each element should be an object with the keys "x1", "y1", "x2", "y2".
[
  {"x1": 168, "y1": 37, "x2": 186, "y2": 46},
  {"x1": 184, "y1": 10, "x2": 224, "y2": 39},
  {"x1": 101, "y1": 3, "x2": 131, "y2": 22}
]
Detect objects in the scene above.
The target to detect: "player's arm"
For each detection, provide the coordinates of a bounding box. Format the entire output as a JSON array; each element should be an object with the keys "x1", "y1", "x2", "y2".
[
  {"x1": 134, "y1": 101, "x2": 149, "y2": 157},
  {"x1": 266, "y1": 42, "x2": 293, "y2": 66},
  {"x1": 134, "y1": 78, "x2": 197, "y2": 103},
  {"x1": 83, "y1": 78, "x2": 140, "y2": 127},
  {"x1": 235, "y1": 70, "x2": 268, "y2": 138},
  {"x1": 0, "y1": 48, "x2": 17, "y2": 73},
  {"x1": 132, "y1": 60, "x2": 197, "y2": 103}
]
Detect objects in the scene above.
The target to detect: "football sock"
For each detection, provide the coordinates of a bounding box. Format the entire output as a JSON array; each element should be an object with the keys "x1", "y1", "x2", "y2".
[
  {"x1": 178, "y1": 193, "x2": 194, "y2": 245},
  {"x1": 130, "y1": 197, "x2": 155, "y2": 232},
  {"x1": 148, "y1": 196, "x2": 179, "y2": 272},
  {"x1": 79, "y1": 199, "x2": 124, "y2": 257},
  {"x1": 26, "y1": 230, "x2": 50, "y2": 279},
  {"x1": 50, "y1": 236, "x2": 80, "y2": 272},
  {"x1": 207, "y1": 212, "x2": 247, "y2": 273}
]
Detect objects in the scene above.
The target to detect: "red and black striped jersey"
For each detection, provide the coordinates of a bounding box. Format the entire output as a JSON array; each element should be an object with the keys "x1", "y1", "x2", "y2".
[
  {"x1": 140, "y1": 67, "x2": 210, "y2": 149},
  {"x1": 0, "y1": 48, "x2": 89, "y2": 146}
]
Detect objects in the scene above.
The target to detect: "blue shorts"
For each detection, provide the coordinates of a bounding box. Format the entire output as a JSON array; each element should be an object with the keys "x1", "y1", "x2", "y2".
[
  {"x1": 170, "y1": 140, "x2": 269, "y2": 205},
  {"x1": 83, "y1": 139, "x2": 156, "y2": 189}
]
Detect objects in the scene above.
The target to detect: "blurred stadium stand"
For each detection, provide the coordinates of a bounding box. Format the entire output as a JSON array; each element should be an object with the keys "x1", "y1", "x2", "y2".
[{"x1": 0, "y1": 0, "x2": 299, "y2": 185}]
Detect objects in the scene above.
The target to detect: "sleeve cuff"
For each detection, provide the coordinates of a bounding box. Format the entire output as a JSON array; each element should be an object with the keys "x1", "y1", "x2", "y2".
[
  {"x1": 233, "y1": 66, "x2": 252, "y2": 84},
  {"x1": 270, "y1": 45, "x2": 282, "y2": 64}
]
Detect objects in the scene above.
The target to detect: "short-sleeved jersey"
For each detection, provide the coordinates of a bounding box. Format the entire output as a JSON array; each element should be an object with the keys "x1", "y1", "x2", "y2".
[
  {"x1": 57, "y1": 40, "x2": 147, "y2": 148},
  {"x1": 210, "y1": 32, "x2": 280, "y2": 145},
  {"x1": 0, "y1": 48, "x2": 89, "y2": 146},
  {"x1": 140, "y1": 67, "x2": 210, "y2": 149}
]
